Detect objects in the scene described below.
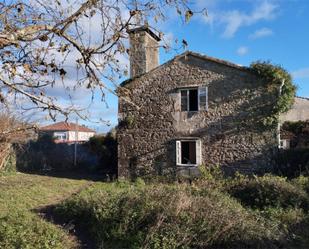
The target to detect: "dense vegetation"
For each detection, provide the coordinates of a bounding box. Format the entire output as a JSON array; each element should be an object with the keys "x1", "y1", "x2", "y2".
[
  {"x1": 1, "y1": 170, "x2": 309, "y2": 248},
  {"x1": 250, "y1": 62, "x2": 297, "y2": 128},
  {"x1": 86, "y1": 130, "x2": 117, "y2": 177},
  {"x1": 54, "y1": 171, "x2": 309, "y2": 249}
]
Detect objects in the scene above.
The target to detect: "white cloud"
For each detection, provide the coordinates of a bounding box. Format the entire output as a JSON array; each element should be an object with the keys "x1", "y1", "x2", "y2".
[
  {"x1": 236, "y1": 46, "x2": 249, "y2": 56},
  {"x1": 201, "y1": 1, "x2": 278, "y2": 38},
  {"x1": 292, "y1": 68, "x2": 309, "y2": 79},
  {"x1": 249, "y1": 27, "x2": 273, "y2": 39}
]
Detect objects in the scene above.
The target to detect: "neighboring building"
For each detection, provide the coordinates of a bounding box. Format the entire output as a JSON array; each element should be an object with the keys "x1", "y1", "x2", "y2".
[
  {"x1": 280, "y1": 97, "x2": 309, "y2": 122},
  {"x1": 117, "y1": 26, "x2": 280, "y2": 178},
  {"x1": 39, "y1": 121, "x2": 95, "y2": 143},
  {"x1": 279, "y1": 97, "x2": 309, "y2": 149}
]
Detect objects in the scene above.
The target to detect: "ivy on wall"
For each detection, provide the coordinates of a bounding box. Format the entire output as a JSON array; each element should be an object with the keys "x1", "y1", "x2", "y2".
[{"x1": 250, "y1": 61, "x2": 297, "y2": 127}]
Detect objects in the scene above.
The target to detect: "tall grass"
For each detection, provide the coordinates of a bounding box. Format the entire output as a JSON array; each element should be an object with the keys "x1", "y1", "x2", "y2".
[{"x1": 55, "y1": 179, "x2": 294, "y2": 249}]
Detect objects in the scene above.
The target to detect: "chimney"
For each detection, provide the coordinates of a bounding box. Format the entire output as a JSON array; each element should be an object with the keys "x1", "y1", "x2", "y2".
[{"x1": 128, "y1": 26, "x2": 161, "y2": 78}]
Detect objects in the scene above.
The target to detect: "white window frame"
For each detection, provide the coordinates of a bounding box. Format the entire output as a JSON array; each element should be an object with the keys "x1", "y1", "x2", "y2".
[
  {"x1": 180, "y1": 86, "x2": 208, "y2": 112},
  {"x1": 199, "y1": 86, "x2": 208, "y2": 111},
  {"x1": 54, "y1": 132, "x2": 67, "y2": 140},
  {"x1": 279, "y1": 139, "x2": 290, "y2": 149},
  {"x1": 176, "y1": 139, "x2": 202, "y2": 167}
]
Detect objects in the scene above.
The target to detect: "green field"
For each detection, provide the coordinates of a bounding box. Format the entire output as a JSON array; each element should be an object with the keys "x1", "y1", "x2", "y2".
[{"x1": 0, "y1": 173, "x2": 93, "y2": 249}]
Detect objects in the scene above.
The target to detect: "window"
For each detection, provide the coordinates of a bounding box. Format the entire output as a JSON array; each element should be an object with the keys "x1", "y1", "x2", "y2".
[
  {"x1": 176, "y1": 140, "x2": 202, "y2": 166},
  {"x1": 180, "y1": 86, "x2": 208, "y2": 112},
  {"x1": 279, "y1": 139, "x2": 290, "y2": 149},
  {"x1": 54, "y1": 132, "x2": 67, "y2": 140}
]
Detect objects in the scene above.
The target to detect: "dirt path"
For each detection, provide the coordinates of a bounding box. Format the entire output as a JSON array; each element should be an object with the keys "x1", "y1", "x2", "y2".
[{"x1": 0, "y1": 172, "x2": 99, "y2": 248}]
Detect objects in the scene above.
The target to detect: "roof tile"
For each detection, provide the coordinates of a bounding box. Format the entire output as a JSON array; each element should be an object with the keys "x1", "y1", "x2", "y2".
[{"x1": 40, "y1": 121, "x2": 95, "y2": 133}]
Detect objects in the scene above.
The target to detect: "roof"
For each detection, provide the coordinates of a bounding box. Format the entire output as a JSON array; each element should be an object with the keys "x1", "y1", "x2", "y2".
[
  {"x1": 120, "y1": 50, "x2": 251, "y2": 87},
  {"x1": 128, "y1": 25, "x2": 161, "y2": 42},
  {"x1": 40, "y1": 121, "x2": 95, "y2": 133},
  {"x1": 295, "y1": 96, "x2": 309, "y2": 101}
]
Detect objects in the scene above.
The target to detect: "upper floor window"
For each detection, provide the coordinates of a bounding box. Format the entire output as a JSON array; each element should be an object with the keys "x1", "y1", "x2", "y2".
[{"x1": 180, "y1": 86, "x2": 208, "y2": 112}]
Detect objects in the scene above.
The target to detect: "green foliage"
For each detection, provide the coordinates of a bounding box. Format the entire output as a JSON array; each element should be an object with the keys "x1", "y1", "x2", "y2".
[
  {"x1": 250, "y1": 61, "x2": 296, "y2": 127},
  {"x1": 119, "y1": 113, "x2": 135, "y2": 128},
  {"x1": 274, "y1": 148, "x2": 309, "y2": 177},
  {"x1": 17, "y1": 133, "x2": 99, "y2": 172},
  {"x1": 292, "y1": 176, "x2": 309, "y2": 194},
  {"x1": 282, "y1": 120, "x2": 309, "y2": 135},
  {"x1": 87, "y1": 130, "x2": 117, "y2": 175},
  {"x1": 198, "y1": 164, "x2": 224, "y2": 181},
  {"x1": 0, "y1": 173, "x2": 89, "y2": 249},
  {"x1": 228, "y1": 175, "x2": 309, "y2": 210},
  {"x1": 55, "y1": 181, "x2": 284, "y2": 249},
  {"x1": 0, "y1": 211, "x2": 66, "y2": 249},
  {"x1": 2, "y1": 172, "x2": 309, "y2": 249}
]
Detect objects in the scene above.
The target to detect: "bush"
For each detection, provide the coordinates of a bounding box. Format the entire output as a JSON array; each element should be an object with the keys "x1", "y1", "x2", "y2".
[
  {"x1": 0, "y1": 211, "x2": 68, "y2": 249},
  {"x1": 86, "y1": 130, "x2": 117, "y2": 176},
  {"x1": 274, "y1": 149, "x2": 309, "y2": 177},
  {"x1": 228, "y1": 175, "x2": 309, "y2": 211},
  {"x1": 17, "y1": 134, "x2": 99, "y2": 172},
  {"x1": 55, "y1": 182, "x2": 283, "y2": 249},
  {"x1": 292, "y1": 176, "x2": 309, "y2": 194}
]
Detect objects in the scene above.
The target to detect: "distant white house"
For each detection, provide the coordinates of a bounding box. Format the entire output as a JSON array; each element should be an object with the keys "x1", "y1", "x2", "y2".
[{"x1": 39, "y1": 121, "x2": 95, "y2": 143}]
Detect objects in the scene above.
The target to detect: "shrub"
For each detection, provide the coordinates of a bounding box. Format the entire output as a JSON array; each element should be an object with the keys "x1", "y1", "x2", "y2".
[
  {"x1": 292, "y1": 176, "x2": 309, "y2": 194},
  {"x1": 55, "y1": 182, "x2": 283, "y2": 249},
  {"x1": 0, "y1": 211, "x2": 68, "y2": 249},
  {"x1": 86, "y1": 130, "x2": 117, "y2": 176},
  {"x1": 17, "y1": 134, "x2": 99, "y2": 172},
  {"x1": 274, "y1": 149, "x2": 309, "y2": 177},
  {"x1": 228, "y1": 175, "x2": 309, "y2": 211}
]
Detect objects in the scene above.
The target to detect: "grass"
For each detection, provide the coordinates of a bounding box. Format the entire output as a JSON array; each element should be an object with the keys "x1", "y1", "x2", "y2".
[
  {"x1": 55, "y1": 175, "x2": 309, "y2": 249},
  {"x1": 0, "y1": 172, "x2": 93, "y2": 249},
  {"x1": 1, "y1": 171, "x2": 309, "y2": 249}
]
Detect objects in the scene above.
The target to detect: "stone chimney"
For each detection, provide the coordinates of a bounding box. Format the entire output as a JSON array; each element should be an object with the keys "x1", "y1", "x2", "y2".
[{"x1": 128, "y1": 26, "x2": 161, "y2": 78}]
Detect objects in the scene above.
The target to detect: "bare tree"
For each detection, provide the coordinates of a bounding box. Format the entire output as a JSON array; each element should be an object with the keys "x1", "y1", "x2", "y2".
[
  {"x1": 0, "y1": 112, "x2": 36, "y2": 170},
  {"x1": 0, "y1": 0, "x2": 204, "y2": 121}
]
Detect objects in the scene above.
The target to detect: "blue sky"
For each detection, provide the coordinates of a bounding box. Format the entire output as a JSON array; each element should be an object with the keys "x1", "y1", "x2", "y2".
[{"x1": 47, "y1": 0, "x2": 309, "y2": 133}]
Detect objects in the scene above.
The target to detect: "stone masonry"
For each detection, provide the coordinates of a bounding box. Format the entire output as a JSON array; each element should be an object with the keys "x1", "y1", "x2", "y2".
[
  {"x1": 117, "y1": 28, "x2": 278, "y2": 179},
  {"x1": 128, "y1": 26, "x2": 160, "y2": 78}
]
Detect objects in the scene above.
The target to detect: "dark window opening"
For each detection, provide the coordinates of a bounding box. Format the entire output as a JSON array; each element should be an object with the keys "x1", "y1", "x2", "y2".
[
  {"x1": 181, "y1": 89, "x2": 198, "y2": 112},
  {"x1": 189, "y1": 89, "x2": 198, "y2": 111},
  {"x1": 181, "y1": 141, "x2": 196, "y2": 164}
]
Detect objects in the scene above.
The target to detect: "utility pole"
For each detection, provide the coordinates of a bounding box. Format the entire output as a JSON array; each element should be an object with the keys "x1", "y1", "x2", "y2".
[{"x1": 74, "y1": 118, "x2": 78, "y2": 167}]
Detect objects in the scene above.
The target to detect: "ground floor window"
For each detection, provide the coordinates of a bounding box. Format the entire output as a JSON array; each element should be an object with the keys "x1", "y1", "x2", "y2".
[
  {"x1": 279, "y1": 139, "x2": 290, "y2": 149},
  {"x1": 54, "y1": 132, "x2": 67, "y2": 140},
  {"x1": 176, "y1": 139, "x2": 201, "y2": 166}
]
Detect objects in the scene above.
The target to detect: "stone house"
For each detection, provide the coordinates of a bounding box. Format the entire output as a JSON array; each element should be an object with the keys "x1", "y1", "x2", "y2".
[
  {"x1": 117, "y1": 26, "x2": 279, "y2": 178},
  {"x1": 39, "y1": 121, "x2": 95, "y2": 144}
]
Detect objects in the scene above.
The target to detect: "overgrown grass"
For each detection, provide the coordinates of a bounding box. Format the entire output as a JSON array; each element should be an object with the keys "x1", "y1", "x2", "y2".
[
  {"x1": 227, "y1": 175, "x2": 309, "y2": 210},
  {"x1": 1, "y1": 171, "x2": 309, "y2": 249},
  {"x1": 54, "y1": 174, "x2": 309, "y2": 249},
  {"x1": 0, "y1": 173, "x2": 92, "y2": 248}
]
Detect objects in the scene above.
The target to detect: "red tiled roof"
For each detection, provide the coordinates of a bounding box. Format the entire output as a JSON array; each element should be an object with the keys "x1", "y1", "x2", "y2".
[{"x1": 40, "y1": 121, "x2": 95, "y2": 133}]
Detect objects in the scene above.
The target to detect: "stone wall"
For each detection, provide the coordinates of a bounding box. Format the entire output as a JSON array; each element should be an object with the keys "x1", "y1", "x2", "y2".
[
  {"x1": 129, "y1": 29, "x2": 159, "y2": 78},
  {"x1": 118, "y1": 53, "x2": 277, "y2": 178}
]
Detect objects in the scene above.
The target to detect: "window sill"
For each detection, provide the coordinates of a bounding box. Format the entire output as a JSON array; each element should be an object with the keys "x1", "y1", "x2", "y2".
[
  {"x1": 180, "y1": 110, "x2": 208, "y2": 113},
  {"x1": 176, "y1": 164, "x2": 198, "y2": 167}
]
